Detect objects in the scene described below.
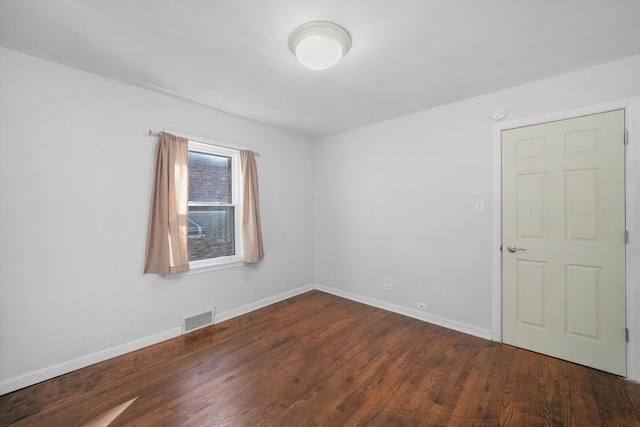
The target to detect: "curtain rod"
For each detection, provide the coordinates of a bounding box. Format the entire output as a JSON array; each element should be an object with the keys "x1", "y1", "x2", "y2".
[{"x1": 148, "y1": 130, "x2": 261, "y2": 156}]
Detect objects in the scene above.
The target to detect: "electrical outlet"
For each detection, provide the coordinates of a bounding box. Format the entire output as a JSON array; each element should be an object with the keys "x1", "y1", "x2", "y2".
[
  {"x1": 383, "y1": 282, "x2": 393, "y2": 291},
  {"x1": 417, "y1": 302, "x2": 427, "y2": 310}
]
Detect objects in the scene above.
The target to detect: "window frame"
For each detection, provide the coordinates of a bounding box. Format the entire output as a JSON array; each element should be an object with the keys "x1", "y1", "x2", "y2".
[{"x1": 186, "y1": 140, "x2": 244, "y2": 272}]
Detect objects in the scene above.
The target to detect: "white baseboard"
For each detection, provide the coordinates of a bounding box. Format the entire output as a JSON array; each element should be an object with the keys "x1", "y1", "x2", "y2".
[
  {"x1": 314, "y1": 284, "x2": 492, "y2": 341},
  {"x1": 0, "y1": 283, "x2": 316, "y2": 396},
  {"x1": 0, "y1": 283, "x2": 490, "y2": 395},
  {"x1": 0, "y1": 327, "x2": 182, "y2": 396},
  {"x1": 215, "y1": 284, "x2": 315, "y2": 324}
]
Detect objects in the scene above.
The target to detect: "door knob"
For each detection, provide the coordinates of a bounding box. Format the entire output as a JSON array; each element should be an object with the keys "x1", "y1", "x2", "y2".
[{"x1": 507, "y1": 245, "x2": 526, "y2": 253}]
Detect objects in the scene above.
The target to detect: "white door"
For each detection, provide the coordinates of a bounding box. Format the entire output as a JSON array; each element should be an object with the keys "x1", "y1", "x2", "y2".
[{"x1": 502, "y1": 110, "x2": 626, "y2": 376}]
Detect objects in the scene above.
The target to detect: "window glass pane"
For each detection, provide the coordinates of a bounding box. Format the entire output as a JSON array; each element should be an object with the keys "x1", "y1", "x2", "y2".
[
  {"x1": 188, "y1": 151, "x2": 232, "y2": 203},
  {"x1": 188, "y1": 206, "x2": 235, "y2": 261}
]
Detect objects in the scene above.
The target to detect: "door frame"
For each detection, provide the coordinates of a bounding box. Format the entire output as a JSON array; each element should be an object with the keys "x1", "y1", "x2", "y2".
[{"x1": 491, "y1": 97, "x2": 640, "y2": 382}]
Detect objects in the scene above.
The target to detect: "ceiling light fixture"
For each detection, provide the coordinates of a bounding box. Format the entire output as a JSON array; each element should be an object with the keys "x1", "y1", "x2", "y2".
[{"x1": 288, "y1": 21, "x2": 351, "y2": 71}]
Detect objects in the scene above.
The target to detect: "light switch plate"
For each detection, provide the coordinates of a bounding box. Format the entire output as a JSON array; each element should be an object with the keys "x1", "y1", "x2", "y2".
[{"x1": 475, "y1": 199, "x2": 485, "y2": 213}]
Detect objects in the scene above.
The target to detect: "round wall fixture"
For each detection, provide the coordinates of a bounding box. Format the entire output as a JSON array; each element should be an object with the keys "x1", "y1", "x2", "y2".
[
  {"x1": 491, "y1": 108, "x2": 507, "y2": 121},
  {"x1": 288, "y1": 21, "x2": 351, "y2": 70}
]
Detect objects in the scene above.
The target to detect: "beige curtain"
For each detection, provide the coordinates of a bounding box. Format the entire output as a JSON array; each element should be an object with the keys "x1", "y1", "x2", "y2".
[
  {"x1": 144, "y1": 133, "x2": 190, "y2": 274},
  {"x1": 240, "y1": 150, "x2": 264, "y2": 262}
]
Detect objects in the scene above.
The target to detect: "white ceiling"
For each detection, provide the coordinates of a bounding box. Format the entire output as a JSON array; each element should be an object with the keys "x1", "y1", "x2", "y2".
[{"x1": 1, "y1": 0, "x2": 640, "y2": 139}]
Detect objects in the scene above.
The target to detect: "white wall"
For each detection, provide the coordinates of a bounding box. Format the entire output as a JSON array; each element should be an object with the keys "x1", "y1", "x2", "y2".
[
  {"x1": 2, "y1": 46, "x2": 639, "y2": 394},
  {"x1": 313, "y1": 54, "x2": 640, "y2": 335},
  {"x1": 0, "y1": 48, "x2": 314, "y2": 393}
]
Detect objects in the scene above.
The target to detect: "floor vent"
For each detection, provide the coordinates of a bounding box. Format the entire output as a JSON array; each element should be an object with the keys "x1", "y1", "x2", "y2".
[{"x1": 182, "y1": 308, "x2": 215, "y2": 334}]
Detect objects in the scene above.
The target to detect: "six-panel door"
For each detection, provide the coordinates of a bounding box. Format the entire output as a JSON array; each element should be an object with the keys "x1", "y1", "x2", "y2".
[{"x1": 501, "y1": 110, "x2": 626, "y2": 376}]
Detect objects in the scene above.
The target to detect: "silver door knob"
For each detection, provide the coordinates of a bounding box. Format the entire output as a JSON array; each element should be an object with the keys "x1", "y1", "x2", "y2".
[{"x1": 507, "y1": 245, "x2": 526, "y2": 253}]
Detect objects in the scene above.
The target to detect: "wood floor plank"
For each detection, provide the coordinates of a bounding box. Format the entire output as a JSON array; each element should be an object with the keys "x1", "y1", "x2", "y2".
[{"x1": 1, "y1": 290, "x2": 639, "y2": 426}]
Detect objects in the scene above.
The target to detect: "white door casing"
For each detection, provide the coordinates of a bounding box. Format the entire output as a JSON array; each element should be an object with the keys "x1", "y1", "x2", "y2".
[
  {"x1": 501, "y1": 110, "x2": 626, "y2": 376},
  {"x1": 491, "y1": 97, "x2": 640, "y2": 381}
]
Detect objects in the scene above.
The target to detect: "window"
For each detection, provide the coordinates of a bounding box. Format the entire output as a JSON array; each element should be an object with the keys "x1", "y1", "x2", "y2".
[{"x1": 187, "y1": 141, "x2": 243, "y2": 269}]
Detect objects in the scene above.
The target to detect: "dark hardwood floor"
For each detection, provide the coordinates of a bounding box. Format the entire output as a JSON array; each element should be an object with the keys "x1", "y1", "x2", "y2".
[{"x1": 1, "y1": 290, "x2": 639, "y2": 426}]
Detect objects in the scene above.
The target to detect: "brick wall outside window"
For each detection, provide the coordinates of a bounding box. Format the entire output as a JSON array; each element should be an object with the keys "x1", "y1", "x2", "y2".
[{"x1": 188, "y1": 151, "x2": 234, "y2": 261}]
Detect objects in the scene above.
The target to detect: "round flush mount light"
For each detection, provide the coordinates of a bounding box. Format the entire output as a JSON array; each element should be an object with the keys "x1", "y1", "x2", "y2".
[{"x1": 288, "y1": 21, "x2": 351, "y2": 70}]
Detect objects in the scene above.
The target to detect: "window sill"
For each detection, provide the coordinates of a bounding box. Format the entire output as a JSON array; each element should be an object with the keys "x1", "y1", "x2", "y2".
[{"x1": 165, "y1": 256, "x2": 246, "y2": 277}]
